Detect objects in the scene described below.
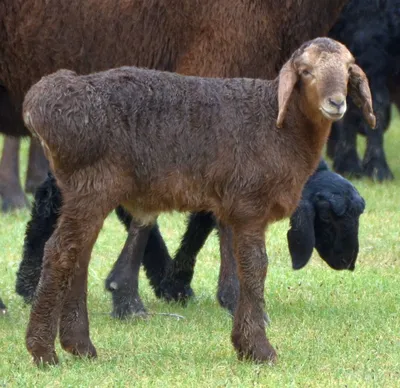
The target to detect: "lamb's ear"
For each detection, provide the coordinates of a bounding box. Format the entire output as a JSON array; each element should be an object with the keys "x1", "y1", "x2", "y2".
[
  {"x1": 348, "y1": 64, "x2": 376, "y2": 128},
  {"x1": 277, "y1": 61, "x2": 298, "y2": 128},
  {"x1": 287, "y1": 200, "x2": 316, "y2": 270}
]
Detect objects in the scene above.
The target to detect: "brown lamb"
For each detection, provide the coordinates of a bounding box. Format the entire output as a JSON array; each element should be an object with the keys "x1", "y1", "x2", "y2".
[{"x1": 23, "y1": 37, "x2": 375, "y2": 366}]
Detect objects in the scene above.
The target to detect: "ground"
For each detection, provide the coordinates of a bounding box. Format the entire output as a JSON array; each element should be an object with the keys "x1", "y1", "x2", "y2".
[{"x1": 0, "y1": 109, "x2": 399, "y2": 387}]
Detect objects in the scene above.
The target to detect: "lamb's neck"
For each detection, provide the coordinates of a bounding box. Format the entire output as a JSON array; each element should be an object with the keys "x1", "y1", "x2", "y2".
[{"x1": 285, "y1": 87, "x2": 333, "y2": 172}]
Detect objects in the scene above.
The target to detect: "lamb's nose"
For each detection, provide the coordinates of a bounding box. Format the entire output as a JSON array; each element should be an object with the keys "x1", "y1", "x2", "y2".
[{"x1": 328, "y1": 97, "x2": 345, "y2": 109}]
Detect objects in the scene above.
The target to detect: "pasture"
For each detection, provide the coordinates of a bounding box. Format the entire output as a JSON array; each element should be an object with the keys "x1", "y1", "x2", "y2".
[{"x1": 0, "y1": 110, "x2": 399, "y2": 386}]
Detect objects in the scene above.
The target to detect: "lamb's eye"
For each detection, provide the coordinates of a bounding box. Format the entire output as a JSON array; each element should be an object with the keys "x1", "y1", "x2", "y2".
[{"x1": 302, "y1": 69, "x2": 311, "y2": 76}]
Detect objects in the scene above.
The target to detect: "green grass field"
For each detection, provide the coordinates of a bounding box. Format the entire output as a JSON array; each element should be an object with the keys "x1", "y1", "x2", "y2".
[{"x1": 0, "y1": 111, "x2": 399, "y2": 387}]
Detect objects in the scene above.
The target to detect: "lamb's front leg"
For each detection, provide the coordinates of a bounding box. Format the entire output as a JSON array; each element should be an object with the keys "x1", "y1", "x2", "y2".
[
  {"x1": 106, "y1": 219, "x2": 153, "y2": 319},
  {"x1": 230, "y1": 223, "x2": 277, "y2": 363}
]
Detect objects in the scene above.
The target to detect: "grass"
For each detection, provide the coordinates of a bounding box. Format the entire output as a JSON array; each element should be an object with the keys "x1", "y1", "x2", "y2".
[{"x1": 0, "y1": 110, "x2": 400, "y2": 387}]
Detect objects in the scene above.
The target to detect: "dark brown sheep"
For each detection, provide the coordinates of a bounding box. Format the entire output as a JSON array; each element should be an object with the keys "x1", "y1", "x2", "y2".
[
  {"x1": 0, "y1": 0, "x2": 349, "y2": 211},
  {"x1": 6, "y1": 0, "x2": 349, "y2": 315},
  {"x1": 23, "y1": 37, "x2": 375, "y2": 366}
]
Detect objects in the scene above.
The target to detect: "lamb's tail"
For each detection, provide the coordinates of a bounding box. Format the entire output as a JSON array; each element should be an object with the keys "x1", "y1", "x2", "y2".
[
  {"x1": 23, "y1": 69, "x2": 108, "y2": 169},
  {"x1": 23, "y1": 70, "x2": 77, "y2": 150},
  {"x1": 23, "y1": 87, "x2": 53, "y2": 158}
]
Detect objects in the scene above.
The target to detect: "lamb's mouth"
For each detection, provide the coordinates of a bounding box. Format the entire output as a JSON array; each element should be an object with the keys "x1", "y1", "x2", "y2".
[{"x1": 320, "y1": 107, "x2": 345, "y2": 121}]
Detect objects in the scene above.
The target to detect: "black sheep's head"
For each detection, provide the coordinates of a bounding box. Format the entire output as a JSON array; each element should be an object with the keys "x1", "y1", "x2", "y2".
[
  {"x1": 287, "y1": 184, "x2": 365, "y2": 271},
  {"x1": 313, "y1": 191, "x2": 365, "y2": 270}
]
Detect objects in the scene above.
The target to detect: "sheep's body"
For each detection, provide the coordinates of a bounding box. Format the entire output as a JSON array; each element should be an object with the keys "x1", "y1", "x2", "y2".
[
  {"x1": 25, "y1": 67, "x2": 317, "y2": 223},
  {"x1": 328, "y1": 0, "x2": 400, "y2": 180},
  {"x1": 22, "y1": 38, "x2": 374, "y2": 365},
  {"x1": 12, "y1": 0, "x2": 350, "y2": 315},
  {"x1": 0, "y1": 0, "x2": 349, "y2": 210}
]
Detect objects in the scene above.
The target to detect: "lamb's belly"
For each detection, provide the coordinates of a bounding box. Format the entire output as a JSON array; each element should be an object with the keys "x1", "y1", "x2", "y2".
[{"x1": 125, "y1": 178, "x2": 215, "y2": 221}]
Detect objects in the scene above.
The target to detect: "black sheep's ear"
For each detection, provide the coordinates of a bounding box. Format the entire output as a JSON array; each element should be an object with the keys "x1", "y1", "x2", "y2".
[
  {"x1": 355, "y1": 196, "x2": 366, "y2": 214},
  {"x1": 347, "y1": 193, "x2": 366, "y2": 215},
  {"x1": 316, "y1": 192, "x2": 347, "y2": 217},
  {"x1": 287, "y1": 200, "x2": 316, "y2": 270}
]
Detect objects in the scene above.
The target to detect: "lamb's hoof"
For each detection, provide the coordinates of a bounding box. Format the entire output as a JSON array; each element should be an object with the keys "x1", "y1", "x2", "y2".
[
  {"x1": 61, "y1": 338, "x2": 97, "y2": 359},
  {"x1": 363, "y1": 157, "x2": 394, "y2": 182},
  {"x1": 27, "y1": 342, "x2": 59, "y2": 367},
  {"x1": 158, "y1": 277, "x2": 194, "y2": 305},
  {"x1": 333, "y1": 151, "x2": 364, "y2": 179},
  {"x1": 232, "y1": 330, "x2": 277, "y2": 364}
]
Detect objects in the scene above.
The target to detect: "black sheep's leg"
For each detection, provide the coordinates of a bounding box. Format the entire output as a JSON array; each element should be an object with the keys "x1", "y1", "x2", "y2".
[
  {"x1": 15, "y1": 173, "x2": 61, "y2": 303},
  {"x1": 141, "y1": 225, "x2": 173, "y2": 297},
  {"x1": 112, "y1": 206, "x2": 173, "y2": 298},
  {"x1": 332, "y1": 103, "x2": 364, "y2": 178},
  {"x1": 105, "y1": 219, "x2": 153, "y2": 319},
  {"x1": 216, "y1": 222, "x2": 239, "y2": 314},
  {"x1": 326, "y1": 122, "x2": 340, "y2": 160},
  {"x1": 0, "y1": 297, "x2": 6, "y2": 314},
  {"x1": 159, "y1": 212, "x2": 215, "y2": 303}
]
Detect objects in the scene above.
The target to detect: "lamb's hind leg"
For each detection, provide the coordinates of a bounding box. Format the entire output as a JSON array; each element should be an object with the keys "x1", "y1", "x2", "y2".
[
  {"x1": 106, "y1": 217, "x2": 154, "y2": 319},
  {"x1": 59, "y1": 239, "x2": 99, "y2": 358},
  {"x1": 26, "y1": 196, "x2": 109, "y2": 366},
  {"x1": 230, "y1": 221, "x2": 276, "y2": 363}
]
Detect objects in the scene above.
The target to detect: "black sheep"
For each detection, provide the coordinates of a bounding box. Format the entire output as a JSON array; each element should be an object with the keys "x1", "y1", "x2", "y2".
[
  {"x1": 328, "y1": 0, "x2": 400, "y2": 181},
  {"x1": 16, "y1": 160, "x2": 366, "y2": 318}
]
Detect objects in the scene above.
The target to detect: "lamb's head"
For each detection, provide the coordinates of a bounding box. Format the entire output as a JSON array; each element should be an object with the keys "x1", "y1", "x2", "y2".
[{"x1": 276, "y1": 37, "x2": 376, "y2": 129}]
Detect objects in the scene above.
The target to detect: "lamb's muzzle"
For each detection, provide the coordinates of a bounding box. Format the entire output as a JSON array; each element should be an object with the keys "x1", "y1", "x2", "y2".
[{"x1": 21, "y1": 37, "x2": 375, "y2": 367}]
